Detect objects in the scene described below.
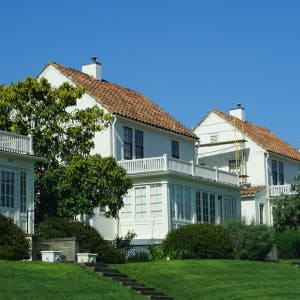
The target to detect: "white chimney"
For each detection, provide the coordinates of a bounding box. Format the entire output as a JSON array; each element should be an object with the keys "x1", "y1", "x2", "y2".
[
  {"x1": 229, "y1": 103, "x2": 245, "y2": 121},
  {"x1": 82, "y1": 57, "x2": 102, "y2": 80}
]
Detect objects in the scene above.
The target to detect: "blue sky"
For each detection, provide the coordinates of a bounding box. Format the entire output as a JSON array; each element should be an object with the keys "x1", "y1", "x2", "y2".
[{"x1": 1, "y1": 0, "x2": 300, "y2": 148}]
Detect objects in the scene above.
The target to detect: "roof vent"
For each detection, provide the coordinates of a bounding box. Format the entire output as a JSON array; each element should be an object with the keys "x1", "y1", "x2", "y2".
[
  {"x1": 229, "y1": 103, "x2": 245, "y2": 121},
  {"x1": 82, "y1": 57, "x2": 102, "y2": 80}
]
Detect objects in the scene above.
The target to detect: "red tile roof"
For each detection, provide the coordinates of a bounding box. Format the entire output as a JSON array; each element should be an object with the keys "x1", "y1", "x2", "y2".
[
  {"x1": 47, "y1": 62, "x2": 197, "y2": 139},
  {"x1": 241, "y1": 185, "x2": 266, "y2": 196},
  {"x1": 212, "y1": 109, "x2": 300, "y2": 162}
]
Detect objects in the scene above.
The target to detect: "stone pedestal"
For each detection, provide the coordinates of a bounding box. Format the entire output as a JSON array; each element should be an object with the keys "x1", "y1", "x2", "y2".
[
  {"x1": 77, "y1": 253, "x2": 98, "y2": 263},
  {"x1": 41, "y1": 250, "x2": 62, "y2": 262}
]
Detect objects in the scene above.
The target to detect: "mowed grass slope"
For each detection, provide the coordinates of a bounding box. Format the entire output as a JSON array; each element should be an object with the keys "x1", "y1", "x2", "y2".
[
  {"x1": 115, "y1": 259, "x2": 300, "y2": 300},
  {"x1": 0, "y1": 260, "x2": 144, "y2": 300}
]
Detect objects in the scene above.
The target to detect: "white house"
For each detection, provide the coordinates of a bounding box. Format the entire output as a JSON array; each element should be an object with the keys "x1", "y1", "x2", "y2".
[
  {"x1": 0, "y1": 130, "x2": 37, "y2": 234},
  {"x1": 194, "y1": 104, "x2": 300, "y2": 225},
  {"x1": 38, "y1": 59, "x2": 241, "y2": 244}
]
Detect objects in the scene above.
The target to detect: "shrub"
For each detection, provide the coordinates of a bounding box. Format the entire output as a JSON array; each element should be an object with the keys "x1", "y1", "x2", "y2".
[
  {"x1": 276, "y1": 228, "x2": 300, "y2": 259},
  {"x1": 162, "y1": 223, "x2": 232, "y2": 259},
  {"x1": 0, "y1": 214, "x2": 30, "y2": 260},
  {"x1": 223, "y1": 220, "x2": 275, "y2": 261},
  {"x1": 35, "y1": 218, "x2": 129, "y2": 263}
]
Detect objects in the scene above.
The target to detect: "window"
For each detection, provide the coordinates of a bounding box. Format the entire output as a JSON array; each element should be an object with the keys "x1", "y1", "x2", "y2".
[
  {"x1": 229, "y1": 159, "x2": 240, "y2": 174},
  {"x1": 272, "y1": 160, "x2": 284, "y2": 185},
  {"x1": 195, "y1": 191, "x2": 201, "y2": 222},
  {"x1": 272, "y1": 159, "x2": 278, "y2": 185},
  {"x1": 176, "y1": 187, "x2": 183, "y2": 219},
  {"x1": 135, "y1": 130, "x2": 144, "y2": 159},
  {"x1": 184, "y1": 189, "x2": 191, "y2": 220},
  {"x1": 259, "y1": 204, "x2": 264, "y2": 225},
  {"x1": 20, "y1": 171, "x2": 26, "y2": 213},
  {"x1": 123, "y1": 127, "x2": 132, "y2": 159},
  {"x1": 170, "y1": 186, "x2": 176, "y2": 219},
  {"x1": 218, "y1": 195, "x2": 223, "y2": 223},
  {"x1": 171, "y1": 140, "x2": 179, "y2": 159},
  {"x1": 121, "y1": 194, "x2": 132, "y2": 220},
  {"x1": 203, "y1": 192, "x2": 209, "y2": 222},
  {"x1": 150, "y1": 185, "x2": 162, "y2": 218},
  {"x1": 1, "y1": 170, "x2": 15, "y2": 208},
  {"x1": 278, "y1": 162, "x2": 284, "y2": 185},
  {"x1": 210, "y1": 194, "x2": 215, "y2": 223},
  {"x1": 135, "y1": 187, "x2": 147, "y2": 219}
]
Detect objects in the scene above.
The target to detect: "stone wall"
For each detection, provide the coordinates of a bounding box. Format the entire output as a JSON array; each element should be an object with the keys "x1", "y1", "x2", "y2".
[{"x1": 35, "y1": 237, "x2": 80, "y2": 262}]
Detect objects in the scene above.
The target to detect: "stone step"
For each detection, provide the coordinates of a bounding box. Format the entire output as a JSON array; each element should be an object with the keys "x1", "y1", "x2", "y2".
[
  {"x1": 150, "y1": 296, "x2": 174, "y2": 300},
  {"x1": 131, "y1": 286, "x2": 156, "y2": 292},
  {"x1": 102, "y1": 272, "x2": 128, "y2": 279},
  {"x1": 94, "y1": 267, "x2": 120, "y2": 274},
  {"x1": 112, "y1": 277, "x2": 137, "y2": 283},
  {"x1": 122, "y1": 282, "x2": 145, "y2": 288},
  {"x1": 81, "y1": 262, "x2": 108, "y2": 268}
]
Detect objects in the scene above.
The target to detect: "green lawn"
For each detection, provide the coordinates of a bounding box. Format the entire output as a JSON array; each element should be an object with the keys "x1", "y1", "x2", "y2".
[
  {"x1": 0, "y1": 260, "x2": 144, "y2": 300},
  {"x1": 114, "y1": 259, "x2": 300, "y2": 300}
]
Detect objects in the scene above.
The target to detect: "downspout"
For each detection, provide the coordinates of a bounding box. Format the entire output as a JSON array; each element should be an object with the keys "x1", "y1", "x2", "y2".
[
  {"x1": 265, "y1": 152, "x2": 270, "y2": 225},
  {"x1": 111, "y1": 116, "x2": 120, "y2": 237}
]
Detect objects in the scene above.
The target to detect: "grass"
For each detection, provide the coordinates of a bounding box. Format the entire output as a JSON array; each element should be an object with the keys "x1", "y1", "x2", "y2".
[
  {"x1": 114, "y1": 259, "x2": 300, "y2": 300},
  {"x1": 0, "y1": 260, "x2": 144, "y2": 300}
]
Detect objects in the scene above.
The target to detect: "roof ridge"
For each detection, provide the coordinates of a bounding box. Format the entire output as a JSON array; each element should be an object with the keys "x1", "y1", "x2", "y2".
[
  {"x1": 46, "y1": 61, "x2": 198, "y2": 139},
  {"x1": 212, "y1": 109, "x2": 300, "y2": 162}
]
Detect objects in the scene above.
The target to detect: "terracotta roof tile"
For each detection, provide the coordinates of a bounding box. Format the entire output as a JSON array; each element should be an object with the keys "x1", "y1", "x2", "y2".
[
  {"x1": 241, "y1": 185, "x2": 266, "y2": 196},
  {"x1": 48, "y1": 62, "x2": 197, "y2": 139},
  {"x1": 213, "y1": 109, "x2": 300, "y2": 162}
]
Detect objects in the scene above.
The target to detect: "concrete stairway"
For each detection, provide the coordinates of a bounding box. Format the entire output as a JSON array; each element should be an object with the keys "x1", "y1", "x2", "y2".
[{"x1": 80, "y1": 262, "x2": 173, "y2": 300}]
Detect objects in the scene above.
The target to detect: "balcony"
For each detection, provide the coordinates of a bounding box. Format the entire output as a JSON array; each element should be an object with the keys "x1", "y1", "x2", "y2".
[
  {"x1": 268, "y1": 184, "x2": 296, "y2": 197},
  {"x1": 117, "y1": 154, "x2": 239, "y2": 186},
  {"x1": 0, "y1": 130, "x2": 33, "y2": 155}
]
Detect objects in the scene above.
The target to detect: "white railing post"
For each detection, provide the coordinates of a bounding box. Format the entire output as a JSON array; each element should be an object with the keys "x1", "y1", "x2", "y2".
[
  {"x1": 163, "y1": 154, "x2": 168, "y2": 171},
  {"x1": 190, "y1": 161, "x2": 195, "y2": 176},
  {"x1": 215, "y1": 167, "x2": 218, "y2": 182},
  {"x1": 29, "y1": 134, "x2": 33, "y2": 155}
]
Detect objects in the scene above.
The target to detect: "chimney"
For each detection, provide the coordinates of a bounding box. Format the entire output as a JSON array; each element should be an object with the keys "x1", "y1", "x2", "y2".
[
  {"x1": 229, "y1": 103, "x2": 245, "y2": 121},
  {"x1": 82, "y1": 57, "x2": 102, "y2": 80}
]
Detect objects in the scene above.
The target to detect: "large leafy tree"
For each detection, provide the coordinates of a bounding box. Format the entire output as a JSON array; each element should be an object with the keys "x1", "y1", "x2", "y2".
[
  {"x1": 0, "y1": 77, "x2": 125, "y2": 221},
  {"x1": 57, "y1": 155, "x2": 132, "y2": 219},
  {"x1": 273, "y1": 175, "x2": 300, "y2": 231}
]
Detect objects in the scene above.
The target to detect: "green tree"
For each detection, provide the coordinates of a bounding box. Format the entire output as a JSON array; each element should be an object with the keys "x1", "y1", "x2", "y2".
[
  {"x1": 57, "y1": 155, "x2": 132, "y2": 218},
  {"x1": 273, "y1": 175, "x2": 300, "y2": 231},
  {"x1": 0, "y1": 77, "x2": 113, "y2": 221}
]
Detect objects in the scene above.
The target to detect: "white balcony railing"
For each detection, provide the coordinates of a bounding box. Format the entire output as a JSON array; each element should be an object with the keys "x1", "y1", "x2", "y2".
[
  {"x1": 0, "y1": 130, "x2": 33, "y2": 155},
  {"x1": 118, "y1": 154, "x2": 239, "y2": 186},
  {"x1": 268, "y1": 184, "x2": 295, "y2": 197}
]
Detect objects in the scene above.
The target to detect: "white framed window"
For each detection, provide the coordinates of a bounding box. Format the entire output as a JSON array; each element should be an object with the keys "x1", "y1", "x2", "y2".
[
  {"x1": 121, "y1": 193, "x2": 132, "y2": 220},
  {"x1": 229, "y1": 159, "x2": 240, "y2": 174},
  {"x1": 1, "y1": 170, "x2": 15, "y2": 208},
  {"x1": 210, "y1": 194, "x2": 215, "y2": 223},
  {"x1": 20, "y1": 171, "x2": 27, "y2": 213},
  {"x1": 195, "y1": 191, "x2": 201, "y2": 222},
  {"x1": 150, "y1": 185, "x2": 162, "y2": 218},
  {"x1": 203, "y1": 192, "x2": 209, "y2": 222},
  {"x1": 170, "y1": 186, "x2": 176, "y2": 219},
  {"x1": 135, "y1": 187, "x2": 147, "y2": 219},
  {"x1": 176, "y1": 187, "x2": 183, "y2": 219},
  {"x1": 184, "y1": 189, "x2": 191, "y2": 220}
]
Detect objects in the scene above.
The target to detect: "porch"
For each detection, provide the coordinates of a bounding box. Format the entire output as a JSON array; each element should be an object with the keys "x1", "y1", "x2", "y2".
[
  {"x1": 117, "y1": 154, "x2": 239, "y2": 186},
  {"x1": 268, "y1": 184, "x2": 296, "y2": 197},
  {"x1": 0, "y1": 130, "x2": 33, "y2": 155}
]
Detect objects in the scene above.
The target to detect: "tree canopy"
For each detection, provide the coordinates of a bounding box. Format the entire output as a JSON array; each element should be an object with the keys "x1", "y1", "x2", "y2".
[
  {"x1": 0, "y1": 77, "x2": 130, "y2": 221},
  {"x1": 273, "y1": 175, "x2": 300, "y2": 231}
]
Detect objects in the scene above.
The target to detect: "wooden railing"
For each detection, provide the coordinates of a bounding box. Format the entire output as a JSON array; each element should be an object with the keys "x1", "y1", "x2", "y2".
[
  {"x1": 0, "y1": 130, "x2": 33, "y2": 155},
  {"x1": 268, "y1": 184, "x2": 295, "y2": 197},
  {"x1": 118, "y1": 154, "x2": 239, "y2": 186}
]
